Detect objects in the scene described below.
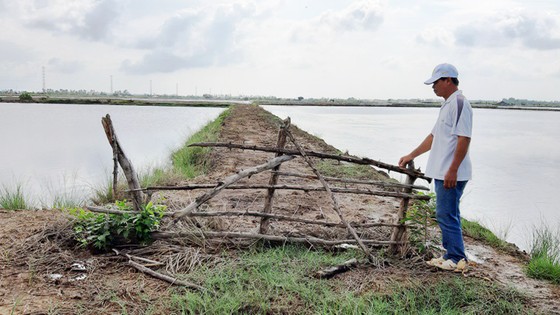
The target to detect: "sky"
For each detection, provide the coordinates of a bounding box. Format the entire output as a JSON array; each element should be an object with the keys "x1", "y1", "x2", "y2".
[{"x1": 1, "y1": 0, "x2": 559, "y2": 101}]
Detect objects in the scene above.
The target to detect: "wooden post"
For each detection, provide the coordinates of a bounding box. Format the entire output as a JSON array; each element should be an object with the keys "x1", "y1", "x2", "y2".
[
  {"x1": 101, "y1": 114, "x2": 144, "y2": 211},
  {"x1": 390, "y1": 161, "x2": 417, "y2": 254},
  {"x1": 260, "y1": 117, "x2": 290, "y2": 234},
  {"x1": 111, "y1": 137, "x2": 118, "y2": 201}
]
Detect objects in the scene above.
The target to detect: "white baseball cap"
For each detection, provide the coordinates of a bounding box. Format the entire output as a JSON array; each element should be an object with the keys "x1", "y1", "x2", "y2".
[{"x1": 424, "y1": 63, "x2": 458, "y2": 85}]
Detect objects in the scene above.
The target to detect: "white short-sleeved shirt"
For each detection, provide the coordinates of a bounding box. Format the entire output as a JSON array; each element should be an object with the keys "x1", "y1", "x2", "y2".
[{"x1": 425, "y1": 90, "x2": 473, "y2": 181}]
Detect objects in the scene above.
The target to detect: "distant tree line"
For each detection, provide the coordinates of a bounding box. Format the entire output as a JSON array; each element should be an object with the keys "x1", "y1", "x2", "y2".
[{"x1": 500, "y1": 97, "x2": 560, "y2": 107}]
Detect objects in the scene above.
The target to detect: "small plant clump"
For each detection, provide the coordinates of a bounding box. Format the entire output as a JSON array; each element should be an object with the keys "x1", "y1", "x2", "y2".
[
  {"x1": 0, "y1": 185, "x2": 29, "y2": 210},
  {"x1": 70, "y1": 200, "x2": 166, "y2": 250},
  {"x1": 403, "y1": 192, "x2": 438, "y2": 255},
  {"x1": 18, "y1": 91, "x2": 33, "y2": 102},
  {"x1": 526, "y1": 226, "x2": 560, "y2": 284}
]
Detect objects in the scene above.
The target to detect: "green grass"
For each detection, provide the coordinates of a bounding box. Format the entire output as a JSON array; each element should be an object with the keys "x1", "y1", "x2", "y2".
[
  {"x1": 461, "y1": 218, "x2": 512, "y2": 251},
  {"x1": 315, "y1": 160, "x2": 389, "y2": 181},
  {"x1": 50, "y1": 194, "x2": 85, "y2": 210},
  {"x1": 0, "y1": 184, "x2": 30, "y2": 210},
  {"x1": 171, "y1": 107, "x2": 231, "y2": 178},
  {"x1": 526, "y1": 226, "x2": 560, "y2": 284},
  {"x1": 167, "y1": 245, "x2": 529, "y2": 314}
]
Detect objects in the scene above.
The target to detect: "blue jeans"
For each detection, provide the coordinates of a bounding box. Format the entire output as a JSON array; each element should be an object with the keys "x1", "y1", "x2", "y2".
[{"x1": 434, "y1": 179, "x2": 468, "y2": 263}]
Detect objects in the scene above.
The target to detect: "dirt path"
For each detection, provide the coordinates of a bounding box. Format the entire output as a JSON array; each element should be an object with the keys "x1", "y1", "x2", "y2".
[{"x1": 1, "y1": 104, "x2": 558, "y2": 314}]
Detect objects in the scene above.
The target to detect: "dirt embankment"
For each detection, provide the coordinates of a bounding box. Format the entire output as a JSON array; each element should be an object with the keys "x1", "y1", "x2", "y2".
[{"x1": 1, "y1": 104, "x2": 559, "y2": 314}]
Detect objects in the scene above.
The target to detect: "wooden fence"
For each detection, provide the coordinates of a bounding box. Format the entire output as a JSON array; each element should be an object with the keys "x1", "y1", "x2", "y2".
[{"x1": 93, "y1": 114, "x2": 432, "y2": 260}]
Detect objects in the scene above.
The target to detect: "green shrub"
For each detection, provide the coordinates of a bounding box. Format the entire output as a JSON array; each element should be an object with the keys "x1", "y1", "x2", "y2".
[
  {"x1": 403, "y1": 192, "x2": 437, "y2": 254},
  {"x1": 18, "y1": 92, "x2": 33, "y2": 102},
  {"x1": 70, "y1": 200, "x2": 166, "y2": 250}
]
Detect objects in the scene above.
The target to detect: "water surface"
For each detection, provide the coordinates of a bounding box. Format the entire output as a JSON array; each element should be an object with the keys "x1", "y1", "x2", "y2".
[
  {"x1": 264, "y1": 105, "x2": 560, "y2": 250},
  {"x1": 0, "y1": 103, "x2": 224, "y2": 206}
]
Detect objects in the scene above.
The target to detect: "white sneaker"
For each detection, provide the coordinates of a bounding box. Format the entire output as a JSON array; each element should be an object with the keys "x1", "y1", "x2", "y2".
[
  {"x1": 436, "y1": 259, "x2": 457, "y2": 271},
  {"x1": 430, "y1": 258, "x2": 467, "y2": 272},
  {"x1": 425, "y1": 256, "x2": 445, "y2": 267}
]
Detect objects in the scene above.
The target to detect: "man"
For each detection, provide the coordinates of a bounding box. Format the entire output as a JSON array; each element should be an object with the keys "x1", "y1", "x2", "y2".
[{"x1": 399, "y1": 63, "x2": 472, "y2": 271}]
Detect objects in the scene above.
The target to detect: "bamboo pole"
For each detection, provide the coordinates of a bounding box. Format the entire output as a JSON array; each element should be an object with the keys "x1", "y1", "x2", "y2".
[
  {"x1": 102, "y1": 114, "x2": 143, "y2": 210},
  {"x1": 152, "y1": 231, "x2": 403, "y2": 247},
  {"x1": 185, "y1": 210, "x2": 406, "y2": 228},
  {"x1": 169, "y1": 155, "x2": 295, "y2": 225},
  {"x1": 143, "y1": 184, "x2": 429, "y2": 200},
  {"x1": 188, "y1": 142, "x2": 431, "y2": 182},
  {"x1": 260, "y1": 117, "x2": 290, "y2": 234},
  {"x1": 390, "y1": 161, "x2": 417, "y2": 254},
  {"x1": 284, "y1": 129, "x2": 372, "y2": 259},
  {"x1": 86, "y1": 206, "x2": 407, "y2": 228},
  {"x1": 271, "y1": 171, "x2": 430, "y2": 191}
]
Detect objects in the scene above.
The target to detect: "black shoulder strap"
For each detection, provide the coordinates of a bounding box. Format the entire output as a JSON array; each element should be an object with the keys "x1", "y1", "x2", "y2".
[{"x1": 456, "y1": 94, "x2": 465, "y2": 124}]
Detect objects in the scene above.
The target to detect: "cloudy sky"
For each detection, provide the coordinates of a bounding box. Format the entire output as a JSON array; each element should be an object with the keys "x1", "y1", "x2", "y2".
[{"x1": 1, "y1": 0, "x2": 559, "y2": 100}]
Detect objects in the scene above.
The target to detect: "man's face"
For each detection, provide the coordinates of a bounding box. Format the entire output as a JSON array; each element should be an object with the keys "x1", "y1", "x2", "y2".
[{"x1": 432, "y1": 78, "x2": 452, "y2": 98}]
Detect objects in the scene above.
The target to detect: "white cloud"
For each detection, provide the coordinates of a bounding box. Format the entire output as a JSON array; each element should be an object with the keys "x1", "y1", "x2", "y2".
[
  {"x1": 290, "y1": 0, "x2": 384, "y2": 44},
  {"x1": 24, "y1": 0, "x2": 120, "y2": 41},
  {"x1": 122, "y1": 2, "x2": 255, "y2": 74},
  {"x1": 416, "y1": 28, "x2": 454, "y2": 47},
  {"x1": 454, "y1": 9, "x2": 560, "y2": 50},
  {"x1": 319, "y1": 0, "x2": 384, "y2": 32}
]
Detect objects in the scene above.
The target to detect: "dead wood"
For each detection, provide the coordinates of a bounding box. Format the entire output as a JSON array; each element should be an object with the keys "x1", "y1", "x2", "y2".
[
  {"x1": 152, "y1": 231, "x2": 403, "y2": 246},
  {"x1": 144, "y1": 184, "x2": 430, "y2": 200},
  {"x1": 128, "y1": 260, "x2": 206, "y2": 291},
  {"x1": 284, "y1": 129, "x2": 371, "y2": 259},
  {"x1": 113, "y1": 249, "x2": 206, "y2": 291},
  {"x1": 170, "y1": 154, "x2": 295, "y2": 225},
  {"x1": 272, "y1": 171, "x2": 430, "y2": 191},
  {"x1": 390, "y1": 161, "x2": 417, "y2": 254},
  {"x1": 261, "y1": 117, "x2": 290, "y2": 234},
  {"x1": 183, "y1": 210, "x2": 405, "y2": 228},
  {"x1": 86, "y1": 206, "x2": 153, "y2": 216},
  {"x1": 314, "y1": 258, "x2": 358, "y2": 279},
  {"x1": 102, "y1": 114, "x2": 144, "y2": 210},
  {"x1": 188, "y1": 142, "x2": 430, "y2": 182}
]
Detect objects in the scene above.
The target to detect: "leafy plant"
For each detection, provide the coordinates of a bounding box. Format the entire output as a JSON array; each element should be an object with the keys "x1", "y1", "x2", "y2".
[
  {"x1": 18, "y1": 92, "x2": 33, "y2": 102},
  {"x1": 70, "y1": 200, "x2": 166, "y2": 250},
  {"x1": 402, "y1": 192, "x2": 437, "y2": 254}
]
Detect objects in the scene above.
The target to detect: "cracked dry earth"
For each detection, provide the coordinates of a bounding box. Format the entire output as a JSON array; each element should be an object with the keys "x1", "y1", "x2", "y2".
[{"x1": 1, "y1": 104, "x2": 559, "y2": 314}]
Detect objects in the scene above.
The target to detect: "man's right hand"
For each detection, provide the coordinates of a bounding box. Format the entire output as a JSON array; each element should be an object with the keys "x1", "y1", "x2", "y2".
[{"x1": 398, "y1": 155, "x2": 413, "y2": 169}]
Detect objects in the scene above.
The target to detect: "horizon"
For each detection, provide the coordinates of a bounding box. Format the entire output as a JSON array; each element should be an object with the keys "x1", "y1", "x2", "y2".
[{"x1": 4, "y1": 89, "x2": 560, "y2": 105}]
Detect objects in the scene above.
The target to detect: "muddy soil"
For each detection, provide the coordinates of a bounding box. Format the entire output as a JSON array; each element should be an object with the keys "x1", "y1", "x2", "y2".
[{"x1": 1, "y1": 104, "x2": 559, "y2": 314}]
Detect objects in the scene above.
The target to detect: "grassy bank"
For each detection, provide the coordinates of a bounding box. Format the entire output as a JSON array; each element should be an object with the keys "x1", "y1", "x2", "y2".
[
  {"x1": 157, "y1": 245, "x2": 529, "y2": 314},
  {"x1": 171, "y1": 108, "x2": 231, "y2": 178},
  {"x1": 461, "y1": 218, "x2": 514, "y2": 252}
]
